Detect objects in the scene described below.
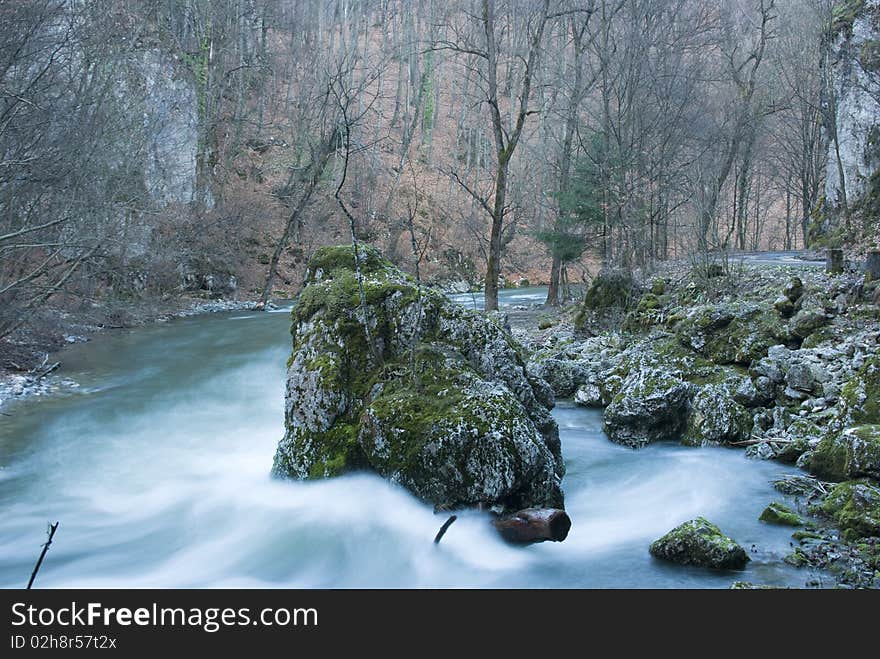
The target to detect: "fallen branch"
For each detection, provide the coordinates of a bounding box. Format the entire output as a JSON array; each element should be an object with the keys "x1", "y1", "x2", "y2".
[
  {"x1": 27, "y1": 521, "x2": 59, "y2": 589},
  {"x1": 729, "y1": 437, "x2": 793, "y2": 447},
  {"x1": 433, "y1": 515, "x2": 457, "y2": 544}
]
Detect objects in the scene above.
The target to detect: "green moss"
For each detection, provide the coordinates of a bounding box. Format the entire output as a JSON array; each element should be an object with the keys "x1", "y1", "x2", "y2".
[
  {"x1": 813, "y1": 480, "x2": 880, "y2": 540},
  {"x1": 651, "y1": 278, "x2": 666, "y2": 296},
  {"x1": 637, "y1": 293, "x2": 660, "y2": 312},
  {"x1": 306, "y1": 244, "x2": 392, "y2": 278},
  {"x1": 831, "y1": 0, "x2": 867, "y2": 38},
  {"x1": 860, "y1": 39, "x2": 880, "y2": 72},
  {"x1": 784, "y1": 547, "x2": 811, "y2": 567},
  {"x1": 306, "y1": 422, "x2": 363, "y2": 478},
  {"x1": 801, "y1": 327, "x2": 837, "y2": 349},
  {"x1": 582, "y1": 271, "x2": 634, "y2": 310},
  {"x1": 792, "y1": 530, "x2": 823, "y2": 542},
  {"x1": 759, "y1": 502, "x2": 804, "y2": 526},
  {"x1": 840, "y1": 357, "x2": 880, "y2": 425},
  {"x1": 676, "y1": 302, "x2": 789, "y2": 365}
]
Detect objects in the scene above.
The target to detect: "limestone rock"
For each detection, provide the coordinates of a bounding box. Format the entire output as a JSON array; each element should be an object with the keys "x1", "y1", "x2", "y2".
[
  {"x1": 682, "y1": 384, "x2": 753, "y2": 447},
  {"x1": 272, "y1": 245, "x2": 564, "y2": 514},
  {"x1": 602, "y1": 368, "x2": 690, "y2": 448},
  {"x1": 813, "y1": 480, "x2": 880, "y2": 540}
]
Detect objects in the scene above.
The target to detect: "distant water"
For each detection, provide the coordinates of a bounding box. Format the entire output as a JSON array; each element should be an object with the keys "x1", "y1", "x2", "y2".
[
  {"x1": 449, "y1": 286, "x2": 550, "y2": 310},
  {"x1": 0, "y1": 304, "x2": 821, "y2": 588}
]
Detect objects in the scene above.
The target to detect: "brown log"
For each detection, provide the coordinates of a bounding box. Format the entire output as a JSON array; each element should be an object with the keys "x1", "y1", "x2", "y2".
[
  {"x1": 492, "y1": 508, "x2": 571, "y2": 545},
  {"x1": 866, "y1": 250, "x2": 880, "y2": 281},
  {"x1": 826, "y1": 248, "x2": 843, "y2": 275}
]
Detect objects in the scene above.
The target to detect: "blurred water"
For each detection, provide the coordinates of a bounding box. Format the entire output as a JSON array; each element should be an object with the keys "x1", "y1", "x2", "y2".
[{"x1": 0, "y1": 303, "x2": 818, "y2": 588}]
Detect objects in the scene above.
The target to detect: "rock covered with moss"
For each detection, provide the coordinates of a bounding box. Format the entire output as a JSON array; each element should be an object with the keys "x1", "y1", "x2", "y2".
[
  {"x1": 812, "y1": 480, "x2": 880, "y2": 540},
  {"x1": 759, "y1": 502, "x2": 803, "y2": 526},
  {"x1": 649, "y1": 517, "x2": 750, "y2": 569},
  {"x1": 271, "y1": 245, "x2": 564, "y2": 513},
  {"x1": 801, "y1": 356, "x2": 880, "y2": 480},
  {"x1": 675, "y1": 302, "x2": 790, "y2": 365}
]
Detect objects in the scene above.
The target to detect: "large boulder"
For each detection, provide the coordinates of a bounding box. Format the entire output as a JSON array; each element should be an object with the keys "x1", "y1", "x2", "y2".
[
  {"x1": 602, "y1": 368, "x2": 690, "y2": 448},
  {"x1": 649, "y1": 518, "x2": 750, "y2": 569},
  {"x1": 682, "y1": 384, "x2": 753, "y2": 447},
  {"x1": 526, "y1": 357, "x2": 589, "y2": 398},
  {"x1": 271, "y1": 245, "x2": 564, "y2": 514},
  {"x1": 805, "y1": 425, "x2": 880, "y2": 482}
]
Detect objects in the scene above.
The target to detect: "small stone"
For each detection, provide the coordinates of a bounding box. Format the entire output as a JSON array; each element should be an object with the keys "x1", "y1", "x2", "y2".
[{"x1": 759, "y1": 502, "x2": 804, "y2": 526}]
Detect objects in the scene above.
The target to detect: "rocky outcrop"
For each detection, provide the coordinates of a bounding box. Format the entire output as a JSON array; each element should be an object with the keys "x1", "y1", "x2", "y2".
[
  {"x1": 649, "y1": 518, "x2": 750, "y2": 569},
  {"x1": 272, "y1": 245, "x2": 564, "y2": 514},
  {"x1": 675, "y1": 302, "x2": 789, "y2": 365},
  {"x1": 801, "y1": 355, "x2": 880, "y2": 479}
]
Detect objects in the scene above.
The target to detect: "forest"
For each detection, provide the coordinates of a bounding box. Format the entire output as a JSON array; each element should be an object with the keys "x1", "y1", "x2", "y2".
[{"x1": 3, "y1": 0, "x2": 873, "y2": 351}]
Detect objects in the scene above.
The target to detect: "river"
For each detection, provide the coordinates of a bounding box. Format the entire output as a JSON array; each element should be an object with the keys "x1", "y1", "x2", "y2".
[{"x1": 0, "y1": 288, "x2": 817, "y2": 588}]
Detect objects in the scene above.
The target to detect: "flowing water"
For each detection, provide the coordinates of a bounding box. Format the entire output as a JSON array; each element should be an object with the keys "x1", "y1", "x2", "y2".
[{"x1": 0, "y1": 289, "x2": 819, "y2": 588}]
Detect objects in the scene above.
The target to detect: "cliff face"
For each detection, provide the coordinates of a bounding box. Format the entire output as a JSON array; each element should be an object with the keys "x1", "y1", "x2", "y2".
[
  {"x1": 823, "y1": 1, "x2": 880, "y2": 240},
  {"x1": 135, "y1": 49, "x2": 199, "y2": 207}
]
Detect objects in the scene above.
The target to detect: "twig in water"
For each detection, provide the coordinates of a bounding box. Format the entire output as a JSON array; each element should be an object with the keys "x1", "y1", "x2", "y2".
[
  {"x1": 434, "y1": 515, "x2": 457, "y2": 544},
  {"x1": 27, "y1": 521, "x2": 59, "y2": 589}
]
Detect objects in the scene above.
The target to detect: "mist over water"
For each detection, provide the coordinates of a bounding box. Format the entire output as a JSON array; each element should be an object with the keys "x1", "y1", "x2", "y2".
[{"x1": 0, "y1": 291, "x2": 815, "y2": 588}]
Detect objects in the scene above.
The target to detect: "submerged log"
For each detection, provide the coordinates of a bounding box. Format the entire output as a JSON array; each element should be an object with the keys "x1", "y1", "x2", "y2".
[{"x1": 493, "y1": 508, "x2": 571, "y2": 545}]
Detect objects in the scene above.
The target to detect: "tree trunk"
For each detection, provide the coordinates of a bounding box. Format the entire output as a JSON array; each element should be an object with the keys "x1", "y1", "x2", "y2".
[{"x1": 546, "y1": 253, "x2": 562, "y2": 307}]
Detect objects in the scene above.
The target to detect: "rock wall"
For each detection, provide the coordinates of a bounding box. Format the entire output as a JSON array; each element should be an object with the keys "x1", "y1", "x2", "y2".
[{"x1": 823, "y1": 1, "x2": 880, "y2": 226}]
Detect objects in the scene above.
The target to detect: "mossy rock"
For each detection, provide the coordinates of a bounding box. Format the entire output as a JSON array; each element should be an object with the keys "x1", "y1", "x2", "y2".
[
  {"x1": 759, "y1": 502, "x2": 804, "y2": 526},
  {"x1": 812, "y1": 480, "x2": 880, "y2": 540},
  {"x1": 651, "y1": 278, "x2": 666, "y2": 296},
  {"x1": 675, "y1": 302, "x2": 789, "y2": 366},
  {"x1": 831, "y1": 0, "x2": 867, "y2": 38},
  {"x1": 602, "y1": 368, "x2": 691, "y2": 448},
  {"x1": 649, "y1": 517, "x2": 749, "y2": 570},
  {"x1": 838, "y1": 357, "x2": 880, "y2": 427},
  {"x1": 582, "y1": 271, "x2": 634, "y2": 309},
  {"x1": 274, "y1": 244, "x2": 564, "y2": 514},
  {"x1": 806, "y1": 425, "x2": 880, "y2": 482}
]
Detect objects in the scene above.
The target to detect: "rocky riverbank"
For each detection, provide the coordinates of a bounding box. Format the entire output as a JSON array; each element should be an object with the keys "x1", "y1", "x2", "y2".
[
  {"x1": 525, "y1": 260, "x2": 880, "y2": 587},
  {"x1": 0, "y1": 298, "x2": 261, "y2": 410}
]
